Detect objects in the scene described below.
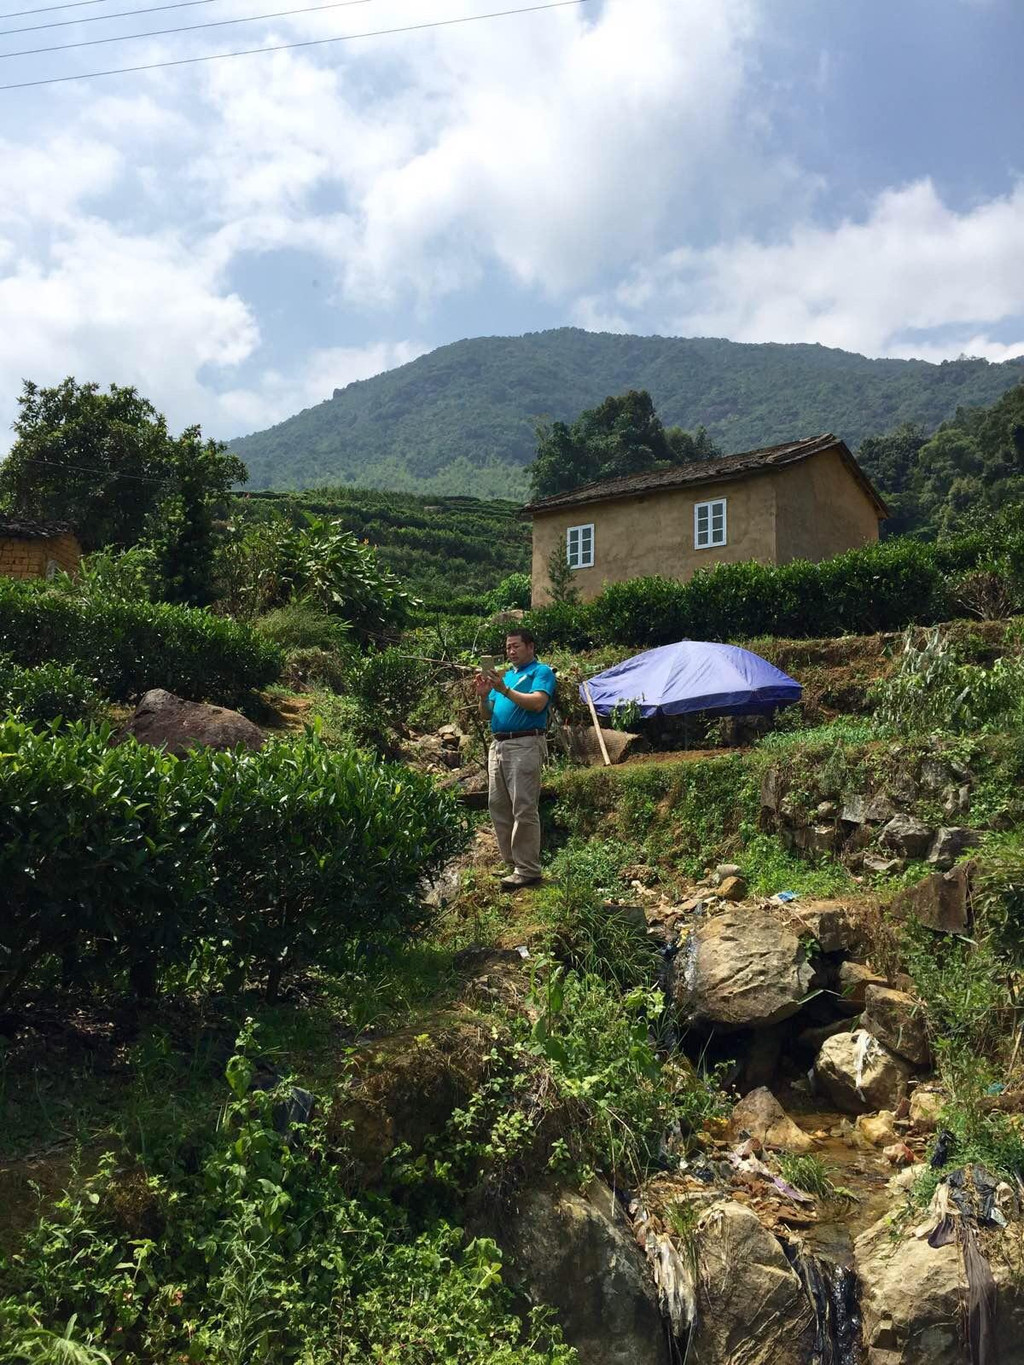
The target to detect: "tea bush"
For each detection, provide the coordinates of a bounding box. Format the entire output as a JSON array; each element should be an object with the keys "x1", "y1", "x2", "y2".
[
  {"x1": 0, "y1": 721, "x2": 467, "y2": 1006},
  {"x1": 0, "y1": 655, "x2": 102, "y2": 725},
  {"x1": 0, "y1": 578, "x2": 283, "y2": 707},
  {"x1": 500, "y1": 530, "x2": 1024, "y2": 651}
]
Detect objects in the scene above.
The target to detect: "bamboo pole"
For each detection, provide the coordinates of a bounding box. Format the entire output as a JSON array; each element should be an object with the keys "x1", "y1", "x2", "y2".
[{"x1": 582, "y1": 681, "x2": 612, "y2": 767}]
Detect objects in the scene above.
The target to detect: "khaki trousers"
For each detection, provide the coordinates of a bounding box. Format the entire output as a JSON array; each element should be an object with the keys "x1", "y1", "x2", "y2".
[{"x1": 487, "y1": 734, "x2": 547, "y2": 878}]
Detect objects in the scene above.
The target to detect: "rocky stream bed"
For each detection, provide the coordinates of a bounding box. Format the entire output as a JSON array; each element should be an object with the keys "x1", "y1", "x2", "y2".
[{"x1": 494, "y1": 869, "x2": 1024, "y2": 1365}]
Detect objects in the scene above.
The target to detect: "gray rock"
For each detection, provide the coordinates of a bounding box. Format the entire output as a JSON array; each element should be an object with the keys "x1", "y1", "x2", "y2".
[
  {"x1": 501, "y1": 1182, "x2": 669, "y2": 1365},
  {"x1": 728, "y1": 1087, "x2": 815, "y2": 1154},
  {"x1": 673, "y1": 907, "x2": 818, "y2": 1031},
  {"x1": 787, "y1": 902, "x2": 862, "y2": 954},
  {"x1": 837, "y1": 961, "x2": 888, "y2": 1010},
  {"x1": 862, "y1": 852, "x2": 905, "y2": 876},
  {"x1": 880, "y1": 815, "x2": 936, "y2": 860},
  {"x1": 891, "y1": 862, "x2": 975, "y2": 936},
  {"x1": 856, "y1": 1205, "x2": 1024, "y2": 1364},
  {"x1": 716, "y1": 875, "x2": 748, "y2": 902},
  {"x1": 841, "y1": 793, "x2": 897, "y2": 826},
  {"x1": 861, "y1": 984, "x2": 931, "y2": 1067},
  {"x1": 714, "y1": 863, "x2": 743, "y2": 884},
  {"x1": 688, "y1": 1202, "x2": 815, "y2": 1365},
  {"x1": 926, "y1": 826, "x2": 983, "y2": 871},
  {"x1": 814, "y1": 1028, "x2": 912, "y2": 1114},
  {"x1": 125, "y1": 688, "x2": 265, "y2": 756},
  {"x1": 793, "y1": 823, "x2": 837, "y2": 856}
]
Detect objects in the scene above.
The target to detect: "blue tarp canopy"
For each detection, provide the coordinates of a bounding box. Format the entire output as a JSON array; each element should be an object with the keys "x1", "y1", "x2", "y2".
[{"x1": 581, "y1": 641, "x2": 802, "y2": 718}]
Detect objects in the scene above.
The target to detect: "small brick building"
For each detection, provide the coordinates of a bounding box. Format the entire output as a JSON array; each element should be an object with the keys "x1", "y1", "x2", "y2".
[{"x1": 0, "y1": 518, "x2": 82, "y2": 580}]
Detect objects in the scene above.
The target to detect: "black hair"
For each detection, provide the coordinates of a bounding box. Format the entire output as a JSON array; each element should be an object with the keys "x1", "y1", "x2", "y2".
[{"x1": 506, "y1": 627, "x2": 536, "y2": 647}]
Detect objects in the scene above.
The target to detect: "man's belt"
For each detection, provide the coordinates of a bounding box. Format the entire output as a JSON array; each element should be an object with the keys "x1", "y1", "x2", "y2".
[{"x1": 491, "y1": 728, "x2": 546, "y2": 740}]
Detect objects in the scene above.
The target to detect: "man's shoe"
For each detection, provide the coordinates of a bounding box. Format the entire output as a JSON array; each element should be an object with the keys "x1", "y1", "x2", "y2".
[{"x1": 500, "y1": 873, "x2": 543, "y2": 892}]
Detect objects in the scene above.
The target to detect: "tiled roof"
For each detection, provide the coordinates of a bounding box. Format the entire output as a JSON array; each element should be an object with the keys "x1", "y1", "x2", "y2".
[
  {"x1": 0, "y1": 517, "x2": 75, "y2": 540},
  {"x1": 523, "y1": 434, "x2": 889, "y2": 518}
]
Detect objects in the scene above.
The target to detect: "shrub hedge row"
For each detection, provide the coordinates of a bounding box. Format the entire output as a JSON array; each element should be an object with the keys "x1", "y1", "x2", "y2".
[
  {"x1": 0, "y1": 579, "x2": 283, "y2": 706},
  {"x1": 0, "y1": 654, "x2": 101, "y2": 725},
  {"x1": 0, "y1": 721, "x2": 467, "y2": 1007},
  {"x1": 470, "y1": 532, "x2": 1024, "y2": 652}
]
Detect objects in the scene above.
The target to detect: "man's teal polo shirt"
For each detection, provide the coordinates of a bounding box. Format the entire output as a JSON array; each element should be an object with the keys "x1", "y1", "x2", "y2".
[{"x1": 488, "y1": 660, "x2": 556, "y2": 734}]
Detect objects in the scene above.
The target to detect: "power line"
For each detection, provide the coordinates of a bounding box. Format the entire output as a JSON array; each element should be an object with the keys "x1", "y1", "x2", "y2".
[
  {"x1": 3, "y1": 0, "x2": 220, "y2": 38},
  {"x1": 1, "y1": 0, "x2": 371, "y2": 40},
  {"x1": 0, "y1": 0, "x2": 126, "y2": 22},
  {"x1": 0, "y1": 0, "x2": 591, "y2": 90},
  {"x1": 15, "y1": 455, "x2": 175, "y2": 483},
  {"x1": 3, "y1": 0, "x2": 377, "y2": 57}
]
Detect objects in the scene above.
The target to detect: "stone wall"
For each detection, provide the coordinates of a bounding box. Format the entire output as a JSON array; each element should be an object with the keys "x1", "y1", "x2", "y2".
[{"x1": 0, "y1": 532, "x2": 82, "y2": 580}]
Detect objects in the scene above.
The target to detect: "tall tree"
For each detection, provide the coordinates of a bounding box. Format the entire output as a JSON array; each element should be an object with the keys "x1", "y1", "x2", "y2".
[
  {"x1": 0, "y1": 379, "x2": 176, "y2": 549},
  {"x1": 527, "y1": 389, "x2": 720, "y2": 499},
  {"x1": 148, "y1": 428, "x2": 247, "y2": 606},
  {"x1": 0, "y1": 377, "x2": 248, "y2": 604}
]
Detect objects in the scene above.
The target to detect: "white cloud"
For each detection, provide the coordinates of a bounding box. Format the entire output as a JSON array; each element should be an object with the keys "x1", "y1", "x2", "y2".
[
  {"x1": 574, "y1": 178, "x2": 1024, "y2": 360},
  {"x1": 218, "y1": 340, "x2": 427, "y2": 434}
]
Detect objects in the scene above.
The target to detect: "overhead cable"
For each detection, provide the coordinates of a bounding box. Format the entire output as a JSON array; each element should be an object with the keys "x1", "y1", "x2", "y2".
[
  {"x1": 1, "y1": 0, "x2": 372, "y2": 41},
  {"x1": 3, "y1": 0, "x2": 379, "y2": 57},
  {"x1": 0, "y1": 0, "x2": 592, "y2": 90}
]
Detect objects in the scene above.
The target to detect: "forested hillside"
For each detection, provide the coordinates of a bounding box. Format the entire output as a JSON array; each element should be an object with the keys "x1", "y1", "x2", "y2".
[{"x1": 230, "y1": 328, "x2": 1024, "y2": 496}]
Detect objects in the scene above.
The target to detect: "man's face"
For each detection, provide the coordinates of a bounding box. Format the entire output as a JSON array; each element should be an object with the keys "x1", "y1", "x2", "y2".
[{"x1": 506, "y1": 635, "x2": 535, "y2": 667}]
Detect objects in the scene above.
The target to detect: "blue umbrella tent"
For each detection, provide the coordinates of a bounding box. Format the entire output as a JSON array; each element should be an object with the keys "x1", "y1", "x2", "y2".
[{"x1": 581, "y1": 641, "x2": 801, "y2": 718}]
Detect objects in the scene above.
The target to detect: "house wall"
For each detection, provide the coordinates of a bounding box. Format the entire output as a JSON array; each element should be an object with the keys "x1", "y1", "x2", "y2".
[
  {"x1": 529, "y1": 447, "x2": 883, "y2": 605},
  {"x1": 531, "y1": 473, "x2": 779, "y2": 605},
  {"x1": 771, "y1": 448, "x2": 881, "y2": 564},
  {"x1": 0, "y1": 533, "x2": 82, "y2": 581}
]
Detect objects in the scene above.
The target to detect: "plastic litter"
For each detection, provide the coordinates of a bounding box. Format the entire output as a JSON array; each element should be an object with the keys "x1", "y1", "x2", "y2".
[
  {"x1": 772, "y1": 890, "x2": 799, "y2": 903},
  {"x1": 515, "y1": 945, "x2": 531, "y2": 959}
]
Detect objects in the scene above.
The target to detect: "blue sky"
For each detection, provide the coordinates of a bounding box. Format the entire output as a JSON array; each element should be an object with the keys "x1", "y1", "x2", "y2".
[{"x1": 1, "y1": 0, "x2": 1022, "y2": 449}]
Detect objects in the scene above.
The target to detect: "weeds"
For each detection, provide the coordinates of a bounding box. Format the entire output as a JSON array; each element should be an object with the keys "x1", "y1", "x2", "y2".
[{"x1": 775, "y1": 1154, "x2": 854, "y2": 1205}]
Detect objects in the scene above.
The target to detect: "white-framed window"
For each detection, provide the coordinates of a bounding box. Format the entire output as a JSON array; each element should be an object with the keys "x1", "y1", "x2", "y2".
[
  {"x1": 566, "y1": 523, "x2": 595, "y2": 569},
  {"x1": 694, "y1": 498, "x2": 727, "y2": 549}
]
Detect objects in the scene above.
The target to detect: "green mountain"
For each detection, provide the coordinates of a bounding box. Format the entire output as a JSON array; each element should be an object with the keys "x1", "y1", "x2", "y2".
[{"x1": 230, "y1": 328, "x2": 1024, "y2": 497}]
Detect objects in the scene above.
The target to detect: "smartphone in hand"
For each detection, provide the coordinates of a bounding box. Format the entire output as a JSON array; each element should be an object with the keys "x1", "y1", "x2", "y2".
[{"x1": 480, "y1": 655, "x2": 500, "y2": 676}]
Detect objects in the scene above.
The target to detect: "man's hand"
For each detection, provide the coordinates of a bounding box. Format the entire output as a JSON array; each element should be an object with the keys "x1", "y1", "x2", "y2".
[{"x1": 473, "y1": 671, "x2": 499, "y2": 699}]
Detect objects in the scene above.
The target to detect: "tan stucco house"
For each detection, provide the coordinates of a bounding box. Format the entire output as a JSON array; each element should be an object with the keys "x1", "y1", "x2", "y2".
[
  {"x1": 525, "y1": 434, "x2": 888, "y2": 605},
  {"x1": 0, "y1": 518, "x2": 82, "y2": 581}
]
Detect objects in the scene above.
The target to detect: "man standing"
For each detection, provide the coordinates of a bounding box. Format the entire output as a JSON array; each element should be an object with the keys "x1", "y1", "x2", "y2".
[{"x1": 474, "y1": 629, "x2": 556, "y2": 891}]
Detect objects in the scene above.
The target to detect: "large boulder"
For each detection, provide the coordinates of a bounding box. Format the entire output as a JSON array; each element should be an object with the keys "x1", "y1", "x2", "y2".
[
  {"x1": 728, "y1": 1087, "x2": 815, "y2": 1154},
  {"x1": 688, "y1": 1201, "x2": 815, "y2": 1365},
  {"x1": 880, "y1": 815, "x2": 936, "y2": 861},
  {"x1": 501, "y1": 1182, "x2": 669, "y2": 1365},
  {"x1": 125, "y1": 688, "x2": 265, "y2": 756},
  {"x1": 860, "y1": 985, "x2": 931, "y2": 1067},
  {"x1": 673, "y1": 908, "x2": 817, "y2": 1031},
  {"x1": 814, "y1": 1029, "x2": 912, "y2": 1114},
  {"x1": 838, "y1": 961, "x2": 888, "y2": 1010},
  {"x1": 891, "y1": 862, "x2": 975, "y2": 936},
  {"x1": 855, "y1": 1211, "x2": 1024, "y2": 1364},
  {"x1": 925, "y1": 826, "x2": 982, "y2": 871}
]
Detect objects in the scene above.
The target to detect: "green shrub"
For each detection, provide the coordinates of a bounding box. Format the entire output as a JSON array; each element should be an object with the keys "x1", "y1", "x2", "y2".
[
  {"x1": 255, "y1": 601, "x2": 354, "y2": 653},
  {"x1": 485, "y1": 572, "x2": 531, "y2": 613},
  {"x1": 874, "y1": 627, "x2": 1024, "y2": 734},
  {"x1": 0, "y1": 655, "x2": 102, "y2": 725},
  {"x1": 0, "y1": 1024, "x2": 573, "y2": 1365},
  {"x1": 0, "y1": 578, "x2": 282, "y2": 706},
  {"x1": 492, "y1": 531, "x2": 1024, "y2": 652},
  {"x1": 0, "y1": 720, "x2": 467, "y2": 1007},
  {"x1": 351, "y1": 647, "x2": 427, "y2": 733},
  {"x1": 282, "y1": 646, "x2": 350, "y2": 693}
]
